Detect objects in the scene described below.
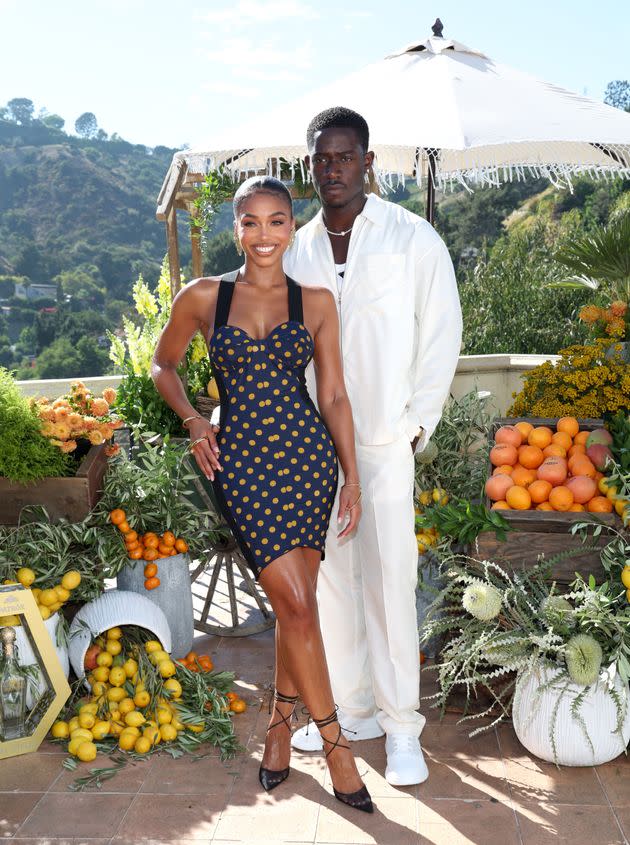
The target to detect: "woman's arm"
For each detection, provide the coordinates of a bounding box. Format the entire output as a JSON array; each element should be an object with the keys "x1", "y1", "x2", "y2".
[
  {"x1": 151, "y1": 280, "x2": 222, "y2": 480},
  {"x1": 310, "y1": 288, "x2": 361, "y2": 538}
]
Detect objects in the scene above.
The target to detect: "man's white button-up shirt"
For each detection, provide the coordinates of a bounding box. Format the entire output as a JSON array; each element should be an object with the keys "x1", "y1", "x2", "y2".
[{"x1": 283, "y1": 193, "x2": 463, "y2": 451}]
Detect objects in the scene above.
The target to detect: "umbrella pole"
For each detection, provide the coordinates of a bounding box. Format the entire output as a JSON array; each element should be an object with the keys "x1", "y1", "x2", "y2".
[{"x1": 425, "y1": 148, "x2": 438, "y2": 227}]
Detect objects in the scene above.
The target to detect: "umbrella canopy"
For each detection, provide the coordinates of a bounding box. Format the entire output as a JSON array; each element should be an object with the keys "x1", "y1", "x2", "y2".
[{"x1": 166, "y1": 22, "x2": 630, "y2": 200}]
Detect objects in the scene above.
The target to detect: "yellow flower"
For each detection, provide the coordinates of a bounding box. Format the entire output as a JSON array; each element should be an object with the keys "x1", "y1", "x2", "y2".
[
  {"x1": 88, "y1": 430, "x2": 105, "y2": 445},
  {"x1": 68, "y1": 412, "x2": 83, "y2": 428}
]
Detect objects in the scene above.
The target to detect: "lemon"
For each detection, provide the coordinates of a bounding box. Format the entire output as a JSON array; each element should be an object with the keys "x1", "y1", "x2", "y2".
[
  {"x1": 134, "y1": 736, "x2": 152, "y2": 754},
  {"x1": 598, "y1": 476, "x2": 611, "y2": 495},
  {"x1": 54, "y1": 585, "x2": 71, "y2": 602},
  {"x1": 91, "y1": 720, "x2": 111, "y2": 740},
  {"x1": 106, "y1": 686, "x2": 126, "y2": 703},
  {"x1": 143, "y1": 725, "x2": 160, "y2": 745},
  {"x1": 121, "y1": 725, "x2": 140, "y2": 737},
  {"x1": 119, "y1": 697, "x2": 136, "y2": 715},
  {"x1": 159, "y1": 723, "x2": 177, "y2": 742},
  {"x1": 91, "y1": 681, "x2": 109, "y2": 698},
  {"x1": 78, "y1": 712, "x2": 96, "y2": 730},
  {"x1": 123, "y1": 658, "x2": 138, "y2": 678},
  {"x1": 70, "y1": 728, "x2": 93, "y2": 743},
  {"x1": 171, "y1": 717, "x2": 185, "y2": 732},
  {"x1": 39, "y1": 588, "x2": 58, "y2": 607},
  {"x1": 61, "y1": 570, "x2": 81, "y2": 591},
  {"x1": 31, "y1": 587, "x2": 42, "y2": 602},
  {"x1": 0, "y1": 614, "x2": 21, "y2": 625},
  {"x1": 621, "y1": 567, "x2": 630, "y2": 590},
  {"x1": 148, "y1": 649, "x2": 170, "y2": 666},
  {"x1": 93, "y1": 666, "x2": 110, "y2": 683},
  {"x1": 432, "y1": 488, "x2": 449, "y2": 506},
  {"x1": 49, "y1": 601, "x2": 62, "y2": 613},
  {"x1": 207, "y1": 377, "x2": 220, "y2": 400},
  {"x1": 106, "y1": 639, "x2": 122, "y2": 656},
  {"x1": 134, "y1": 690, "x2": 151, "y2": 708},
  {"x1": 163, "y1": 679, "x2": 182, "y2": 699},
  {"x1": 79, "y1": 701, "x2": 98, "y2": 714},
  {"x1": 125, "y1": 711, "x2": 145, "y2": 728},
  {"x1": 187, "y1": 723, "x2": 204, "y2": 733},
  {"x1": 134, "y1": 678, "x2": 145, "y2": 692},
  {"x1": 16, "y1": 567, "x2": 35, "y2": 587},
  {"x1": 156, "y1": 706, "x2": 172, "y2": 725},
  {"x1": 107, "y1": 627, "x2": 123, "y2": 640},
  {"x1": 144, "y1": 640, "x2": 163, "y2": 654},
  {"x1": 39, "y1": 604, "x2": 51, "y2": 620},
  {"x1": 627, "y1": 588, "x2": 630, "y2": 603},
  {"x1": 109, "y1": 707, "x2": 122, "y2": 721},
  {"x1": 118, "y1": 731, "x2": 136, "y2": 751},
  {"x1": 158, "y1": 659, "x2": 176, "y2": 679},
  {"x1": 110, "y1": 721, "x2": 124, "y2": 737},
  {"x1": 51, "y1": 720, "x2": 70, "y2": 739},
  {"x1": 76, "y1": 741, "x2": 98, "y2": 762},
  {"x1": 109, "y1": 667, "x2": 126, "y2": 687},
  {"x1": 615, "y1": 499, "x2": 629, "y2": 518},
  {"x1": 96, "y1": 651, "x2": 113, "y2": 667},
  {"x1": 68, "y1": 737, "x2": 86, "y2": 756},
  {"x1": 606, "y1": 485, "x2": 618, "y2": 501},
  {"x1": 418, "y1": 490, "x2": 432, "y2": 507},
  {"x1": 68, "y1": 716, "x2": 80, "y2": 733}
]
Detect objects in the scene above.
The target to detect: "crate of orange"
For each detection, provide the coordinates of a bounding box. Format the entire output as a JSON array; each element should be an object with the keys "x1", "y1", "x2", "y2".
[{"x1": 474, "y1": 416, "x2": 618, "y2": 584}]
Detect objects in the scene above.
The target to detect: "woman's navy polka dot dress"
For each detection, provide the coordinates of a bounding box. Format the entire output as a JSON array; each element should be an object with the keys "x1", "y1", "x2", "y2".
[{"x1": 208, "y1": 271, "x2": 338, "y2": 579}]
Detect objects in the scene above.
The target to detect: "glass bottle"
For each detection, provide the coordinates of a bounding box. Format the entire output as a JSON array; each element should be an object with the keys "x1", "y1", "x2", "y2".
[{"x1": 0, "y1": 626, "x2": 27, "y2": 741}]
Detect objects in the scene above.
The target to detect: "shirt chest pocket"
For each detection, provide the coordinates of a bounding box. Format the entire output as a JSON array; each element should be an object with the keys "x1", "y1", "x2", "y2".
[{"x1": 355, "y1": 253, "x2": 406, "y2": 304}]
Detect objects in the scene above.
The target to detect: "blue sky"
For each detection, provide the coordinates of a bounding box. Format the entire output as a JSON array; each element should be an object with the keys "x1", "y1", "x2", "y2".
[{"x1": 1, "y1": 0, "x2": 629, "y2": 149}]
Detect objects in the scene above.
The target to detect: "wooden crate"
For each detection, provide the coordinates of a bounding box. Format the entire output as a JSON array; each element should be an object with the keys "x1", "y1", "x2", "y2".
[
  {"x1": 473, "y1": 417, "x2": 616, "y2": 584},
  {"x1": 0, "y1": 445, "x2": 108, "y2": 525}
]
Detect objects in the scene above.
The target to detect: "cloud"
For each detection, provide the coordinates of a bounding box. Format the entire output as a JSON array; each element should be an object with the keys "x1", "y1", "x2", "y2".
[
  {"x1": 205, "y1": 38, "x2": 315, "y2": 70},
  {"x1": 198, "y1": 0, "x2": 318, "y2": 25}
]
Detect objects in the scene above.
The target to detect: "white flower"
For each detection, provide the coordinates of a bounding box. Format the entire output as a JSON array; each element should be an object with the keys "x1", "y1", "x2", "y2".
[{"x1": 462, "y1": 580, "x2": 502, "y2": 621}]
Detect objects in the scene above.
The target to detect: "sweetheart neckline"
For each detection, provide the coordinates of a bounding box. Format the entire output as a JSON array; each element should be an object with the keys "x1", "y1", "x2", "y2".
[{"x1": 212, "y1": 320, "x2": 314, "y2": 345}]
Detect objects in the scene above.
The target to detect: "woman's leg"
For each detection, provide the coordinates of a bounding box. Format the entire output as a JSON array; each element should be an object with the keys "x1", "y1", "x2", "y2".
[
  {"x1": 259, "y1": 548, "x2": 364, "y2": 795},
  {"x1": 262, "y1": 549, "x2": 321, "y2": 772}
]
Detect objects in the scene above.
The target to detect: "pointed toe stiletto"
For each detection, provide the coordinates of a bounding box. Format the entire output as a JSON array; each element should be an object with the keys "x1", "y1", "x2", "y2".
[
  {"x1": 258, "y1": 690, "x2": 298, "y2": 793},
  {"x1": 314, "y1": 710, "x2": 374, "y2": 814}
]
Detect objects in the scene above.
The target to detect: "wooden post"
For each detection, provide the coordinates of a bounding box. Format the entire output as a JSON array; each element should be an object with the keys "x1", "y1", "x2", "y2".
[
  {"x1": 190, "y1": 223, "x2": 203, "y2": 279},
  {"x1": 165, "y1": 207, "x2": 181, "y2": 298}
]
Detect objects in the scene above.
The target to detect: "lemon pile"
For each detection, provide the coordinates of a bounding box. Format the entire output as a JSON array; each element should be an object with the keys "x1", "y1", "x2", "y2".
[
  {"x1": 0, "y1": 568, "x2": 81, "y2": 625},
  {"x1": 51, "y1": 630, "x2": 200, "y2": 760},
  {"x1": 415, "y1": 488, "x2": 448, "y2": 554}
]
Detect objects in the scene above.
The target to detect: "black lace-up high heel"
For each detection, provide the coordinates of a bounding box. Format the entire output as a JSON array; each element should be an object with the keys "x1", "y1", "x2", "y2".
[
  {"x1": 313, "y1": 709, "x2": 374, "y2": 814},
  {"x1": 258, "y1": 690, "x2": 299, "y2": 792}
]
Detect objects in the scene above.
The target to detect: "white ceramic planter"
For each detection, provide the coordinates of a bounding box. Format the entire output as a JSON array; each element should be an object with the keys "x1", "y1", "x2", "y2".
[
  {"x1": 68, "y1": 589, "x2": 171, "y2": 683},
  {"x1": 14, "y1": 611, "x2": 69, "y2": 706},
  {"x1": 512, "y1": 662, "x2": 630, "y2": 766},
  {"x1": 116, "y1": 553, "x2": 194, "y2": 658}
]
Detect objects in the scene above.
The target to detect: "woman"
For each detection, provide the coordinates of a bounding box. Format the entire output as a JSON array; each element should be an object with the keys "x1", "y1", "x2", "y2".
[{"x1": 152, "y1": 176, "x2": 372, "y2": 813}]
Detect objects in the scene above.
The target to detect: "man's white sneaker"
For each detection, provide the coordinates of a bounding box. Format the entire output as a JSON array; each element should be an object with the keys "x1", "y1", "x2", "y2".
[
  {"x1": 291, "y1": 721, "x2": 384, "y2": 752},
  {"x1": 385, "y1": 734, "x2": 429, "y2": 786}
]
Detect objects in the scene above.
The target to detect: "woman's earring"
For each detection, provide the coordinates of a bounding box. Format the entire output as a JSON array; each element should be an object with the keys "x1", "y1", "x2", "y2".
[
  {"x1": 234, "y1": 235, "x2": 243, "y2": 256},
  {"x1": 288, "y1": 228, "x2": 296, "y2": 249}
]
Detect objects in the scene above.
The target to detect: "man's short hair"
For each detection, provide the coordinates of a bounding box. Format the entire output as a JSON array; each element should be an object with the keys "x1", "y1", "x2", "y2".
[{"x1": 306, "y1": 107, "x2": 370, "y2": 153}]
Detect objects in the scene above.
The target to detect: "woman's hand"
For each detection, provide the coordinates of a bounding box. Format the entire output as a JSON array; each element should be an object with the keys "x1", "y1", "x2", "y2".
[
  {"x1": 188, "y1": 417, "x2": 222, "y2": 480},
  {"x1": 337, "y1": 483, "x2": 362, "y2": 538}
]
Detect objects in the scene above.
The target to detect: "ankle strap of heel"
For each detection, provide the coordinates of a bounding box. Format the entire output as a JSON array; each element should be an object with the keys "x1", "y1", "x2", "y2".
[
  {"x1": 313, "y1": 708, "x2": 348, "y2": 758},
  {"x1": 266, "y1": 689, "x2": 299, "y2": 735}
]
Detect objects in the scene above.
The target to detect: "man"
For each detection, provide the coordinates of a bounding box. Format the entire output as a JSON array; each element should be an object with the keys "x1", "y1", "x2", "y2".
[{"x1": 283, "y1": 106, "x2": 462, "y2": 786}]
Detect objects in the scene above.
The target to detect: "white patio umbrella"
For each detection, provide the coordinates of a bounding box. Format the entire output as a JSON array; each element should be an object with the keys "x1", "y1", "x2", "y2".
[{"x1": 158, "y1": 19, "x2": 630, "y2": 234}]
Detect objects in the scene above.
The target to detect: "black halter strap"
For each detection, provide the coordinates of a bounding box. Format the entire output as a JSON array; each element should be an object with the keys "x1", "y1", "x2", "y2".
[{"x1": 213, "y1": 271, "x2": 303, "y2": 333}]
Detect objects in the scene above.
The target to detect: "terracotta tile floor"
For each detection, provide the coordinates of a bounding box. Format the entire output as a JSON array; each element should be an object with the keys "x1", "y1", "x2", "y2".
[{"x1": 2, "y1": 628, "x2": 629, "y2": 845}]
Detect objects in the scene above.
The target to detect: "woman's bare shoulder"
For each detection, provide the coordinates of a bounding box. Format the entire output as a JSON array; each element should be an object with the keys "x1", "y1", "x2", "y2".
[{"x1": 301, "y1": 285, "x2": 336, "y2": 310}]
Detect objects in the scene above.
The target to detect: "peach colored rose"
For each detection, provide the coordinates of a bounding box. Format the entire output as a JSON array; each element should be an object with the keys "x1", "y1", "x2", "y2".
[
  {"x1": 68, "y1": 412, "x2": 83, "y2": 428},
  {"x1": 40, "y1": 407, "x2": 57, "y2": 422},
  {"x1": 82, "y1": 416, "x2": 97, "y2": 431},
  {"x1": 52, "y1": 398, "x2": 71, "y2": 409},
  {"x1": 91, "y1": 398, "x2": 110, "y2": 416},
  {"x1": 102, "y1": 388, "x2": 117, "y2": 404}
]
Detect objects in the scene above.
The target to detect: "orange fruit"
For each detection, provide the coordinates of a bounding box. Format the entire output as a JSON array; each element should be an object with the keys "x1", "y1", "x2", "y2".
[
  {"x1": 528, "y1": 479, "x2": 552, "y2": 504},
  {"x1": 514, "y1": 421, "x2": 534, "y2": 442},
  {"x1": 566, "y1": 475, "x2": 597, "y2": 504},
  {"x1": 557, "y1": 417, "x2": 580, "y2": 438},
  {"x1": 185, "y1": 651, "x2": 197, "y2": 663},
  {"x1": 511, "y1": 466, "x2": 537, "y2": 488},
  {"x1": 543, "y1": 444, "x2": 567, "y2": 458},
  {"x1": 118, "y1": 520, "x2": 130, "y2": 534},
  {"x1": 110, "y1": 509, "x2": 126, "y2": 525},
  {"x1": 518, "y1": 445, "x2": 544, "y2": 469},
  {"x1": 144, "y1": 576, "x2": 161, "y2": 590},
  {"x1": 549, "y1": 486, "x2": 574, "y2": 512},
  {"x1": 594, "y1": 470, "x2": 605, "y2": 482},
  {"x1": 536, "y1": 502, "x2": 554, "y2": 511},
  {"x1": 574, "y1": 430, "x2": 590, "y2": 445},
  {"x1": 538, "y1": 458, "x2": 568, "y2": 486},
  {"x1": 528, "y1": 427, "x2": 553, "y2": 449},
  {"x1": 198, "y1": 656, "x2": 213, "y2": 672},
  {"x1": 568, "y1": 455, "x2": 596, "y2": 479},
  {"x1": 174, "y1": 538, "x2": 189, "y2": 553},
  {"x1": 568, "y1": 443, "x2": 586, "y2": 458},
  {"x1": 506, "y1": 485, "x2": 532, "y2": 510},
  {"x1": 568, "y1": 503, "x2": 585, "y2": 512},
  {"x1": 485, "y1": 474, "x2": 515, "y2": 501},
  {"x1": 144, "y1": 563, "x2": 158, "y2": 578},
  {"x1": 493, "y1": 464, "x2": 514, "y2": 476},
  {"x1": 124, "y1": 530, "x2": 138, "y2": 544},
  {"x1": 143, "y1": 548, "x2": 158, "y2": 562},
  {"x1": 125, "y1": 540, "x2": 140, "y2": 551},
  {"x1": 157, "y1": 542, "x2": 172, "y2": 555},
  {"x1": 490, "y1": 444, "x2": 518, "y2": 467},
  {"x1": 129, "y1": 547, "x2": 143, "y2": 560},
  {"x1": 491, "y1": 500, "x2": 510, "y2": 510},
  {"x1": 495, "y1": 426, "x2": 522, "y2": 448},
  {"x1": 551, "y1": 431, "x2": 573, "y2": 451},
  {"x1": 144, "y1": 535, "x2": 159, "y2": 549},
  {"x1": 169, "y1": 548, "x2": 177, "y2": 556},
  {"x1": 226, "y1": 692, "x2": 239, "y2": 702},
  {"x1": 230, "y1": 699, "x2": 247, "y2": 713},
  {"x1": 162, "y1": 531, "x2": 176, "y2": 548},
  {"x1": 586, "y1": 496, "x2": 613, "y2": 513}
]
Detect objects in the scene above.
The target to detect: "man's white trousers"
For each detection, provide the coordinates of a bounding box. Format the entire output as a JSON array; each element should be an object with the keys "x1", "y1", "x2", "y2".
[{"x1": 318, "y1": 435, "x2": 425, "y2": 738}]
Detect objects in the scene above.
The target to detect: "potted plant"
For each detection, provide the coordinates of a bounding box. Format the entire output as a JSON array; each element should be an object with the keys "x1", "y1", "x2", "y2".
[{"x1": 420, "y1": 528, "x2": 630, "y2": 766}]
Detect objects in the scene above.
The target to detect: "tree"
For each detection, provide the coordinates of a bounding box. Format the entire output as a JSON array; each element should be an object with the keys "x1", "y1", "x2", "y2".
[
  {"x1": 41, "y1": 113, "x2": 65, "y2": 131},
  {"x1": 74, "y1": 112, "x2": 98, "y2": 139},
  {"x1": 54, "y1": 267, "x2": 104, "y2": 304},
  {"x1": 6, "y1": 98, "x2": 34, "y2": 125},
  {"x1": 604, "y1": 80, "x2": 630, "y2": 112},
  {"x1": 203, "y1": 230, "x2": 240, "y2": 275},
  {"x1": 34, "y1": 337, "x2": 82, "y2": 378}
]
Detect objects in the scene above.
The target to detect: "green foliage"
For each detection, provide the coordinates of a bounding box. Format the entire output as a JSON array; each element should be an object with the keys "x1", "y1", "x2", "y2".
[
  {"x1": 460, "y1": 215, "x2": 591, "y2": 355},
  {"x1": 34, "y1": 336, "x2": 109, "y2": 379},
  {"x1": 190, "y1": 169, "x2": 236, "y2": 237},
  {"x1": 416, "y1": 500, "x2": 510, "y2": 546},
  {"x1": 0, "y1": 367, "x2": 73, "y2": 482}
]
